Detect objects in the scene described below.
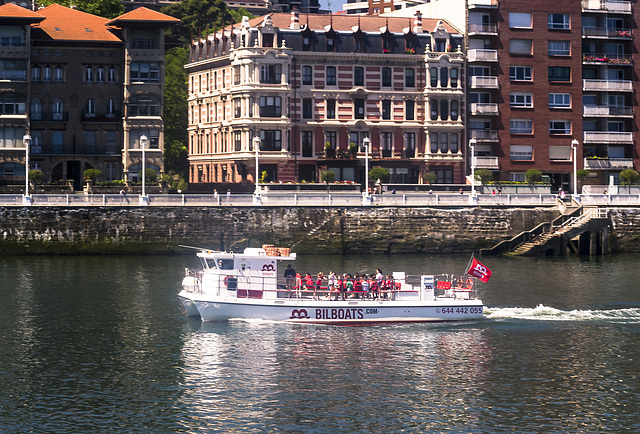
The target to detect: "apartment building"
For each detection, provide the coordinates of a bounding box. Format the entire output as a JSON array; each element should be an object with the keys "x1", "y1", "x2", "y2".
[
  {"x1": 185, "y1": 11, "x2": 465, "y2": 191},
  {"x1": 0, "y1": 4, "x2": 178, "y2": 189}
]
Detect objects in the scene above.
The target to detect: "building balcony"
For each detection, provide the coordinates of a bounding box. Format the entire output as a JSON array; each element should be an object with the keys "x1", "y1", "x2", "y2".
[
  {"x1": 584, "y1": 157, "x2": 634, "y2": 170},
  {"x1": 468, "y1": 49, "x2": 497, "y2": 62},
  {"x1": 582, "y1": 79, "x2": 632, "y2": 91},
  {"x1": 469, "y1": 129, "x2": 498, "y2": 141},
  {"x1": 81, "y1": 112, "x2": 121, "y2": 122},
  {"x1": 583, "y1": 105, "x2": 633, "y2": 117},
  {"x1": 582, "y1": 0, "x2": 631, "y2": 13},
  {"x1": 582, "y1": 27, "x2": 632, "y2": 38},
  {"x1": 468, "y1": 0, "x2": 497, "y2": 8},
  {"x1": 583, "y1": 53, "x2": 632, "y2": 65},
  {"x1": 583, "y1": 131, "x2": 633, "y2": 143},
  {"x1": 30, "y1": 111, "x2": 69, "y2": 122},
  {"x1": 468, "y1": 23, "x2": 497, "y2": 35},
  {"x1": 475, "y1": 156, "x2": 499, "y2": 169},
  {"x1": 469, "y1": 103, "x2": 499, "y2": 115},
  {"x1": 469, "y1": 76, "x2": 498, "y2": 89}
]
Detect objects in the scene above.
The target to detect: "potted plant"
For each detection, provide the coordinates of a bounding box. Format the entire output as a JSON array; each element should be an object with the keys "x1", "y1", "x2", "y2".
[
  {"x1": 349, "y1": 142, "x2": 357, "y2": 158},
  {"x1": 324, "y1": 142, "x2": 335, "y2": 158}
]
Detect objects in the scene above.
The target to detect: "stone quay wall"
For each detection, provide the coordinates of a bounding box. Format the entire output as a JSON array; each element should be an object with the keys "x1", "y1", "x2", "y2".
[{"x1": 0, "y1": 206, "x2": 566, "y2": 255}]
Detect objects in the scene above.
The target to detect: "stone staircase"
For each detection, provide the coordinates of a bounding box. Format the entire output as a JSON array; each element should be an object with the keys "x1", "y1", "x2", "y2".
[{"x1": 505, "y1": 208, "x2": 609, "y2": 256}]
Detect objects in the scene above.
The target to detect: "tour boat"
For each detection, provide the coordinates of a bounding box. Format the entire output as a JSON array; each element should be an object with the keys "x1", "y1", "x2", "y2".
[{"x1": 178, "y1": 246, "x2": 486, "y2": 325}]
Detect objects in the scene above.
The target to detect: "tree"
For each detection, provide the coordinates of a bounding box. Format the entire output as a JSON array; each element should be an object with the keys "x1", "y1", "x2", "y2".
[
  {"x1": 320, "y1": 170, "x2": 335, "y2": 184},
  {"x1": 576, "y1": 169, "x2": 590, "y2": 194},
  {"x1": 40, "y1": 0, "x2": 123, "y2": 19},
  {"x1": 620, "y1": 169, "x2": 640, "y2": 192},
  {"x1": 162, "y1": 0, "x2": 235, "y2": 45},
  {"x1": 29, "y1": 170, "x2": 44, "y2": 184},
  {"x1": 145, "y1": 168, "x2": 158, "y2": 184},
  {"x1": 474, "y1": 169, "x2": 494, "y2": 185},
  {"x1": 83, "y1": 169, "x2": 103, "y2": 183},
  {"x1": 525, "y1": 169, "x2": 542, "y2": 185},
  {"x1": 422, "y1": 172, "x2": 437, "y2": 184},
  {"x1": 369, "y1": 167, "x2": 390, "y2": 184},
  {"x1": 163, "y1": 46, "x2": 189, "y2": 179}
]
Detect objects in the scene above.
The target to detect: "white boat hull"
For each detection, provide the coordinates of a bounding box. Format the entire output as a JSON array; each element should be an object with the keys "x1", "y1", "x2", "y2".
[{"x1": 179, "y1": 292, "x2": 483, "y2": 324}]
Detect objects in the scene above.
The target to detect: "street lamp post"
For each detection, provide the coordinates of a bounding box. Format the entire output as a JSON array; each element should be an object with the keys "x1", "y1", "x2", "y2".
[
  {"x1": 23, "y1": 134, "x2": 31, "y2": 205},
  {"x1": 571, "y1": 139, "x2": 579, "y2": 199},
  {"x1": 140, "y1": 134, "x2": 148, "y2": 205},
  {"x1": 253, "y1": 136, "x2": 261, "y2": 197},
  {"x1": 469, "y1": 138, "x2": 477, "y2": 197},
  {"x1": 363, "y1": 137, "x2": 370, "y2": 204}
]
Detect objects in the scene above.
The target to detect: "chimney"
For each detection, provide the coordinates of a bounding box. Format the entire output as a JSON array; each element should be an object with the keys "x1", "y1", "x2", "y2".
[
  {"x1": 413, "y1": 11, "x2": 423, "y2": 33},
  {"x1": 290, "y1": 9, "x2": 300, "y2": 30}
]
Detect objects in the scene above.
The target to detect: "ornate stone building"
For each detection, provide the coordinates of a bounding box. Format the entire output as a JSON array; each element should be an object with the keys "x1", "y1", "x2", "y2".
[{"x1": 186, "y1": 12, "x2": 465, "y2": 191}]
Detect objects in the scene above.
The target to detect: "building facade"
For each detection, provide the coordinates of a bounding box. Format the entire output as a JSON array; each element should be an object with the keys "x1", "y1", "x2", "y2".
[
  {"x1": 0, "y1": 4, "x2": 178, "y2": 189},
  {"x1": 185, "y1": 12, "x2": 465, "y2": 191}
]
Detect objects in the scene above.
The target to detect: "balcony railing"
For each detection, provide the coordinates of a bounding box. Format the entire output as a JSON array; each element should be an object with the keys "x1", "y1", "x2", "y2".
[
  {"x1": 475, "y1": 156, "x2": 499, "y2": 169},
  {"x1": 30, "y1": 111, "x2": 69, "y2": 122},
  {"x1": 467, "y1": 49, "x2": 498, "y2": 62},
  {"x1": 583, "y1": 53, "x2": 632, "y2": 65},
  {"x1": 583, "y1": 131, "x2": 633, "y2": 143},
  {"x1": 582, "y1": 79, "x2": 632, "y2": 91},
  {"x1": 469, "y1": 76, "x2": 499, "y2": 89},
  {"x1": 582, "y1": 0, "x2": 632, "y2": 12},
  {"x1": 583, "y1": 157, "x2": 634, "y2": 170},
  {"x1": 582, "y1": 27, "x2": 632, "y2": 38},
  {"x1": 81, "y1": 112, "x2": 122, "y2": 122},
  {"x1": 468, "y1": 23, "x2": 497, "y2": 34},
  {"x1": 583, "y1": 105, "x2": 632, "y2": 116},
  {"x1": 470, "y1": 103, "x2": 499, "y2": 115},
  {"x1": 469, "y1": 129, "x2": 498, "y2": 141}
]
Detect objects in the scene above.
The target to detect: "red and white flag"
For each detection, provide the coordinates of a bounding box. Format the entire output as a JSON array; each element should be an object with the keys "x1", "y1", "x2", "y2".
[{"x1": 467, "y1": 257, "x2": 492, "y2": 283}]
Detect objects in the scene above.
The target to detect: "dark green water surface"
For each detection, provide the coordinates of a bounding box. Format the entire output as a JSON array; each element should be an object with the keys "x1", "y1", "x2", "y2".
[{"x1": 1, "y1": 253, "x2": 639, "y2": 432}]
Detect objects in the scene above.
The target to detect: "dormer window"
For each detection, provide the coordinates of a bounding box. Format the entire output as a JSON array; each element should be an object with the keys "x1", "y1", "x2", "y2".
[{"x1": 327, "y1": 37, "x2": 334, "y2": 52}]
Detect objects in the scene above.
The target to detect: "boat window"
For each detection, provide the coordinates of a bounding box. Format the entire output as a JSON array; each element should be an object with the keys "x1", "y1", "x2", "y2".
[
  {"x1": 205, "y1": 259, "x2": 216, "y2": 269},
  {"x1": 218, "y1": 259, "x2": 234, "y2": 270}
]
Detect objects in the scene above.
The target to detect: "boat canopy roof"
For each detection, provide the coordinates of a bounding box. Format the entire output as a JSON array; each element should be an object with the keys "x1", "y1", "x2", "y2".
[{"x1": 196, "y1": 247, "x2": 296, "y2": 261}]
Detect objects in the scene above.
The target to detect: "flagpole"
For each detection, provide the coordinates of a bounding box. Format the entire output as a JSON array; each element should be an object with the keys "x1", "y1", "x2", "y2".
[{"x1": 464, "y1": 252, "x2": 474, "y2": 275}]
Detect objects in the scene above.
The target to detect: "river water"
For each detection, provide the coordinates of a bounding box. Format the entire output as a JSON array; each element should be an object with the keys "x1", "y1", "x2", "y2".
[{"x1": 1, "y1": 253, "x2": 639, "y2": 433}]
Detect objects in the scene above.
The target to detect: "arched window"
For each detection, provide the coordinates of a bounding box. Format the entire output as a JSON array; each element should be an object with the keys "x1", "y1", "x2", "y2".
[
  {"x1": 30, "y1": 97, "x2": 42, "y2": 120},
  {"x1": 85, "y1": 98, "x2": 96, "y2": 117},
  {"x1": 52, "y1": 98, "x2": 64, "y2": 120},
  {"x1": 107, "y1": 98, "x2": 118, "y2": 117}
]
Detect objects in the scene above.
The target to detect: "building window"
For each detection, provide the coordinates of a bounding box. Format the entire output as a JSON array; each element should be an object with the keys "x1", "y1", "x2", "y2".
[
  {"x1": 406, "y1": 100, "x2": 414, "y2": 121},
  {"x1": 548, "y1": 14, "x2": 570, "y2": 30},
  {"x1": 440, "y1": 100, "x2": 449, "y2": 120},
  {"x1": 509, "y1": 12, "x2": 532, "y2": 29},
  {"x1": 510, "y1": 119, "x2": 533, "y2": 134},
  {"x1": 510, "y1": 92, "x2": 533, "y2": 108},
  {"x1": 84, "y1": 131, "x2": 96, "y2": 153},
  {"x1": 302, "y1": 131, "x2": 313, "y2": 157},
  {"x1": 450, "y1": 68, "x2": 458, "y2": 87},
  {"x1": 130, "y1": 129, "x2": 159, "y2": 148},
  {"x1": 259, "y1": 96, "x2": 281, "y2": 117},
  {"x1": 404, "y1": 68, "x2": 414, "y2": 88},
  {"x1": 509, "y1": 65, "x2": 532, "y2": 81},
  {"x1": 509, "y1": 39, "x2": 532, "y2": 55},
  {"x1": 510, "y1": 145, "x2": 533, "y2": 161},
  {"x1": 382, "y1": 67, "x2": 392, "y2": 87},
  {"x1": 440, "y1": 67, "x2": 449, "y2": 88},
  {"x1": 0, "y1": 60, "x2": 26, "y2": 81},
  {"x1": 233, "y1": 98, "x2": 241, "y2": 118},
  {"x1": 429, "y1": 133, "x2": 438, "y2": 153},
  {"x1": 107, "y1": 98, "x2": 118, "y2": 117},
  {"x1": 0, "y1": 127, "x2": 26, "y2": 148},
  {"x1": 450, "y1": 133, "x2": 459, "y2": 153},
  {"x1": 234, "y1": 131, "x2": 242, "y2": 151},
  {"x1": 233, "y1": 65, "x2": 241, "y2": 85},
  {"x1": 106, "y1": 131, "x2": 118, "y2": 154},
  {"x1": 42, "y1": 66, "x2": 51, "y2": 82},
  {"x1": 303, "y1": 98, "x2": 313, "y2": 119},
  {"x1": 108, "y1": 67, "x2": 117, "y2": 83},
  {"x1": 325, "y1": 131, "x2": 337, "y2": 150},
  {"x1": 0, "y1": 94, "x2": 25, "y2": 115},
  {"x1": 260, "y1": 64, "x2": 281, "y2": 84},
  {"x1": 439, "y1": 133, "x2": 449, "y2": 153},
  {"x1": 430, "y1": 100, "x2": 438, "y2": 120},
  {"x1": 430, "y1": 67, "x2": 438, "y2": 87},
  {"x1": 548, "y1": 40, "x2": 570, "y2": 56},
  {"x1": 326, "y1": 99, "x2": 336, "y2": 119},
  {"x1": 354, "y1": 99, "x2": 364, "y2": 119},
  {"x1": 451, "y1": 101, "x2": 459, "y2": 121},
  {"x1": 96, "y1": 67, "x2": 104, "y2": 83},
  {"x1": 354, "y1": 67, "x2": 364, "y2": 86},
  {"x1": 52, "y1": 98, "x2": 64, "y2": 120},
  {"x1": 326, "y1": 66, "x2": 336, "y2": 86},
  {"x1": 302, "y1": 66, "x2": 312, "y2": 85},
  {"x1": 405, "y1": 132, "x2": 415, "y2": 158},
  {"x1": 548, "y1": 66, "x2": 570, "y2": 82},
  {"x1": 52, "y1": 131, "x2": 63, "y2": 153},
  {"x1": 549, "y1": 93, "x2": 571, "y2": 108},
  {"x1": 85, "y1": 98, "x2": 96, "y2": 117},
  {"x1": 31, "y1": 97, "x2": 42, "y2": 120},
  {"x1": 54, "y1": 66, "x2": 63, "y2": 83},
  {"x1": 549, "y1": 120, "x2": 571, "y2": 135},
  {"x1": 382, "y1": 99, "x2": 391, "y2": 120},
  {"x1": 129, "y1": 95, "x2": 160, "y2": 116},
  {"x1": 31, "y1": 66, "x2": 40, "y2": 82},
  {"x1": 130, "y1": 63, "x2": 160, "y2": 82},
  {"x1": 85, "y1": 67, "x2": 94, "y2": 83},
  {"x1": 381, "y1": 132, "x2": 392, "y2": 157}
]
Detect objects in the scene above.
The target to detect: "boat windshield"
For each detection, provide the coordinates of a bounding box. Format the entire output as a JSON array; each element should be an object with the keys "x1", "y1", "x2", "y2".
[
  {"x1": 217, "y1": 259, "x2": 234, "y2": 270},
  {"x1": 204, "y1": 258, "x2": 216, "y2": 269}
]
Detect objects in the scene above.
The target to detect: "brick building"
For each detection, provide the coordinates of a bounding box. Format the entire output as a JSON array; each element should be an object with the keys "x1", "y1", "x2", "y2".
[
  {"x1": 185, "y1": 12, "x2": 465, "y2": 191},
  {"x1": 0, "y1": 4, "x2": 178, "y2": 189}
]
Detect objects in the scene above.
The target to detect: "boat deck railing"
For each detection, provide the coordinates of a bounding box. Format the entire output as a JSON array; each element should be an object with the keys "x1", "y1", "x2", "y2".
[{"x1": 183, "y1": 272, "x2": 479, "y2": 301}]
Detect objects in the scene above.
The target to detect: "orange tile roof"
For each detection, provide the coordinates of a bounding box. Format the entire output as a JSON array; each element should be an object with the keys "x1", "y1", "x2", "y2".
[
  {"x1": 107, "y1": 7, "x2": 180, "y2": 26},
  {"x1": 246, "y1": 13, "x2": 459, "y2": 34},
  {"x1": 0, "y1": 3, "x2": 45, "y2": 22},
  {"x1": 31, "y1": 4, "x2": 121, "y2": 42}
]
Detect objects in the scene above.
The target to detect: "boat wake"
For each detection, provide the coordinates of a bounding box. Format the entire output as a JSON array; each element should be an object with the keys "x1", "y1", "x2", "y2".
[{"x1": 486, "y1": 304, "x2": 640, "y2": 323}]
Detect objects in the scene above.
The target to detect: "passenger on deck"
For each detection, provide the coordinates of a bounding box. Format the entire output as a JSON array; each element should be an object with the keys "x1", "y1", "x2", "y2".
[
  {"x1": 303, "y1": 273, "x2": 314, "y2": 291},
  {"x1": 315, "y1": 272, "x2": 325, "y2": 300},
  {"x1": 345, "y1": 274, "x2": 354, "y2": 298},
  {"x1": 361, "y1": 276, "x2": 369, "y2": 299},
  {"x1": 353, "y1": 274, "x2": 362, "y2": 298},
  {"x1": 284, "y1": 264, "x2": 296, "y2": 291}
]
